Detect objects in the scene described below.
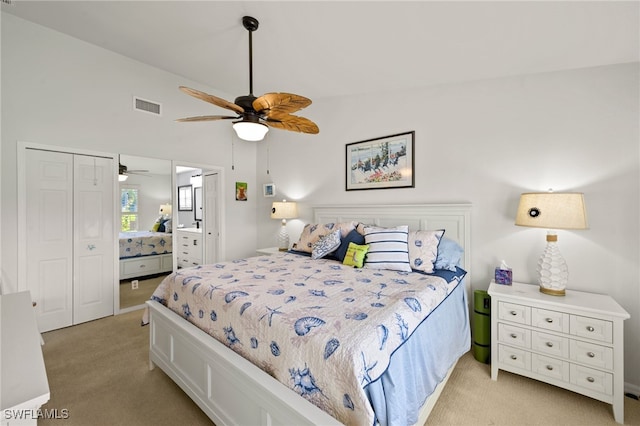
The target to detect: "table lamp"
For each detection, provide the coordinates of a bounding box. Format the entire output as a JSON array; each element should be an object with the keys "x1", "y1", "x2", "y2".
[
  {"x1": 515, "y1": 191, "x2": 588, "y2": 296},
  {"x1": 271, "y1": 200, "x2": 298, "y2": 251}
]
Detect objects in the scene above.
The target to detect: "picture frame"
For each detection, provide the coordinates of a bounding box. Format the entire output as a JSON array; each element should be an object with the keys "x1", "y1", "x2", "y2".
[
  {"x1": 236, "y1": 182, "x2": 248, "y2": 201},
  {"x1": 178, "y1": 185, "x2": 192, "y2": 211},
  {"x1": 263, "y1": 183, "x2": 275, "y2": 197},
  {"x1": 345, "y1": 131, "x2": 415, "y2": 191}
]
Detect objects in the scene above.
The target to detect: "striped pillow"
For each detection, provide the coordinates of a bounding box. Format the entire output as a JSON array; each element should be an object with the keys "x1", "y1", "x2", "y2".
[{"x1": 363, "y1": 225, "x2": 411, "y2": 272}]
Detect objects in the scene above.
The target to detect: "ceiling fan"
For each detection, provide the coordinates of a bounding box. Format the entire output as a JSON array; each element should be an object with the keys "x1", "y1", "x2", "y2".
[
  {"x1": 118, "y1": 158, "x2": 149, "y2": 182},
  {"x1": 176, "y1": 16, "x2": 319, "y2": 141}
]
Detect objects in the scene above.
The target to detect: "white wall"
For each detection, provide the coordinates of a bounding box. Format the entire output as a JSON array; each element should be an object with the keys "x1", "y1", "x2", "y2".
[
  {"x1": 257, "y1": 64, "x2": 640, "y2": 389},
  {"x1": 1, "y1": 13, "x2": 259, "y2": 295}
]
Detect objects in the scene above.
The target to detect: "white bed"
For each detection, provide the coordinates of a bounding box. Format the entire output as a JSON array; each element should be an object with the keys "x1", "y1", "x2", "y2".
[{"x1": 146, "y1": 203, "x2": 471, "y2": 425}]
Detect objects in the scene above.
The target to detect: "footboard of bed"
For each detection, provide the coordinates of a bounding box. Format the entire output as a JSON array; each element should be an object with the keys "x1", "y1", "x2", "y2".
[{"x1": 146, "y1": 300, "x2": 343, "y2": 426}]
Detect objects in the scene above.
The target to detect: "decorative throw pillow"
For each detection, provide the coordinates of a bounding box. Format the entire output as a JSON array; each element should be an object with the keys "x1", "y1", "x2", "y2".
[
  {"x1": 311, "y1": 230, "x2": 342, "y2": 260},
  {"x1": 408, "y1": 229, "x2": 445, "y2": 273},
  {"x1": 334, "y1": 228, "x2": 366, "y2": 262},
  {"x1": 434, "y1": 237, "x2": 464, "y2": 272},
  {"x1": 342, "y1": 242, "x2": 369, "y2": 268},
  {"x1": 292, "y1": 223, "x2": 333, "y2": 253},
  {"x1": 293, "y1": 222, "x2": 357, "y2": 253},
  {"x1": 151, "y1": 222, "x2": 161, "y2": 232},
  {"x1": 363, "y1": 225, "x2": 411, "y2": 272}
]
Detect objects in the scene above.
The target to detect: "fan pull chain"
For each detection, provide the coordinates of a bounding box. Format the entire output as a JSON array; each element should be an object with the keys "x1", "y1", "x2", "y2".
[
  {"x1": 93, "y1": 158, "x2": 98, "y2": 186},
  {"x1": 266, "y1": 140, "x2": 270, "y2": 175},
  {"x1": 230, "y1": 128, "x2": 235, "y2": 170}
]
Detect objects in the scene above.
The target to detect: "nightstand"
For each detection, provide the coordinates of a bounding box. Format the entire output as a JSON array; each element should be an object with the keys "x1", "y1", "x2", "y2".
[
  {"x1": 488, "y1": 281, "x2": 629, "y2": 424},
  {"x1": 256, "y1": 247, "x2": 282, "y2": 256}
]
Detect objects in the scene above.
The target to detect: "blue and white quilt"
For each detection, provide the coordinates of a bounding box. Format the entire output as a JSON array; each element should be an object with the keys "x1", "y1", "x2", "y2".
[
  {"x1": 149, "y1": 252, "x2": 465, "y2": 425},
  {"x1": 119, "y1": 231, "x2": 172, "y2": 259}
]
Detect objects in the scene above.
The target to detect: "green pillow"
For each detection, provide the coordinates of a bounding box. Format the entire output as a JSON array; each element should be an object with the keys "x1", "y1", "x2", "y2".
[
  {"x1": 343, "y1": 242, "x2": 369, "y2": 268},
  {"x1": 151, "y1": 222, "x2": 161, "y2": 232}
]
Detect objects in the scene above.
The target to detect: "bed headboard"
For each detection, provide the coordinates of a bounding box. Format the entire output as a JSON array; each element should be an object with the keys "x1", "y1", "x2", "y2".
[{"x1": 313, "y1": 203, "x2": 472, "y2": 279}]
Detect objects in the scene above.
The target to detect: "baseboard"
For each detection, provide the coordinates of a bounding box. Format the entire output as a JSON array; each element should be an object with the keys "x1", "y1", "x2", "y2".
[{"x1": 625, "y1": 382, "x2": 640, "y2": 399}]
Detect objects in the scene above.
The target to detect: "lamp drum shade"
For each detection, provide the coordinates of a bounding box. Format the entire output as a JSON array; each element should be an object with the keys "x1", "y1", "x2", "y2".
[
  {"x1": 271, "y1": 201, "x2": 298, "y2": 220},
  {"x1": 515, "y1": 192, "x2": 588, "y2": 230}
]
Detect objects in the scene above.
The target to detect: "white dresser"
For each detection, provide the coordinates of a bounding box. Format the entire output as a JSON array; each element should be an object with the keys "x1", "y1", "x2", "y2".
[
  {"x1": 176, "y1": 228, "x2": 202, "y2": 268},
  {"x1": 489, "y1": 281, "x2": 629, "y2": 424}
]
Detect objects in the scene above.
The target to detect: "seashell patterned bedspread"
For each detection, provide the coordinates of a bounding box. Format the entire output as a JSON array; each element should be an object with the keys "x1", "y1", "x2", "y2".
[{"x1": 149, "y1": 251, "x2": 465, "y2": 425}]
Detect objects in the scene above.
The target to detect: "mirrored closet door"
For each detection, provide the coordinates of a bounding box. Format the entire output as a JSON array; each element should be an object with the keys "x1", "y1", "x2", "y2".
[{"x1": 118, "y1": 155, "x2": 172, "y2": 311}]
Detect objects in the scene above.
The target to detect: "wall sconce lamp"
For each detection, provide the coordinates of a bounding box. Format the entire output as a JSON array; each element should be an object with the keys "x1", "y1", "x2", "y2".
[
  {"x1": 515, "y1": 191, "x2": 588, "y2": 296},
  {"x1": 271, "y1": 200, "x2": 298, "y2": 251}
]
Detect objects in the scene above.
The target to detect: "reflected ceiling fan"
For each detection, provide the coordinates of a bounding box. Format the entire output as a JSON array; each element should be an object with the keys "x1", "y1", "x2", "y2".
[
  {"x1": 118, "y1": 157, "x2": 149, "y2": 182},
  {"x1": 176, "y1": 16, "x2": 319, "y2": 141}
]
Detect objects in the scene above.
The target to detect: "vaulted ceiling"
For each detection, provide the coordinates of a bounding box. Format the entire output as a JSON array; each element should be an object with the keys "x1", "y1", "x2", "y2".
[{"x1": 3, "y1": 1, "x2": 638, "y2": 101}]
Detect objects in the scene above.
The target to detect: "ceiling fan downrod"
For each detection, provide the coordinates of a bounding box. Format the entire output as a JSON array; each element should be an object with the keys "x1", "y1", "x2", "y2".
[{"x1": 243, "y1": 16, "x2": 259, "y2": 96}]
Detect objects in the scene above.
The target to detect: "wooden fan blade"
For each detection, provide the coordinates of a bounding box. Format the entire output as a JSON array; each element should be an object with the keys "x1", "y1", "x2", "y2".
[
  {"x1": 179, "y1": 86, "x2": 244, "y2": 114},
  {"x1": 265, "y1": 114, "x2": 319, "y2": 134},
  {"x1": 176, "y1": 115, "x2": 237, "y2": 122},
  {"x1": 253, "y1": 93, "x2": 312, "y2": 116}
]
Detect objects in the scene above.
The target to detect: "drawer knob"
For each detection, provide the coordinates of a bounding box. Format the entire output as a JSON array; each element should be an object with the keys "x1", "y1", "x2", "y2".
[
  {"x1": 510, "y1": 310, "x2": 517, "y2": 316},
  {"x1": 546, "y1": 365, "x2": 554, "y2": 371},
  {"x1": 510, "y1": 333, "x2": 517, "y2": 339},
  {"x1": 587, "y1": 352, "x2": 595, "y2": 358},
  {"x1": 586, "y1": 326, "x2": 595, "y2": 332},
  {"x1": 587, "y1": 377, "x2": 595, "y2": 383},
  {"x1": 510, "y1": 355, "x2": 518, "y2": 360},
  {"x1": 139, "y1": 264, "x2": 145, "y2": 268},
  {"x1": 546, "y1": 342, "x2": 554, "y2": 348},
  {"x1": 545, "y1": 318, "x2": 554, "y2": 323}
]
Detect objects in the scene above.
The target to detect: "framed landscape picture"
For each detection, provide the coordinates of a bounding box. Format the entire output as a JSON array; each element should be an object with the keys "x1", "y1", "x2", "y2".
[{"x1": 345, "y1": 131, "x2": 415, "y2": 191}]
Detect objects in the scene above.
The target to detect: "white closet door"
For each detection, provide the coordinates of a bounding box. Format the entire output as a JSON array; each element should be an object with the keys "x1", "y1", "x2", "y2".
[
  {"x1": 73, "y1": 155, "x2": 114, "y2": 324},
  {"x1": 26, "y1": 149, "x2": 74, "y2": 332}
]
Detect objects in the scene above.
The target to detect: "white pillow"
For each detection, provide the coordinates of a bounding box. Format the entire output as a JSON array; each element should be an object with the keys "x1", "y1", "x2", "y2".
[
  {"x1": 363, "y1": 225, "x2": 411, "y2": 272},
  {"x1": 408, "y1": 230, "x2": 444, "y2": 273},
  {"x1": 311, "y1": 230, "x2": 342, "y2": 260}
]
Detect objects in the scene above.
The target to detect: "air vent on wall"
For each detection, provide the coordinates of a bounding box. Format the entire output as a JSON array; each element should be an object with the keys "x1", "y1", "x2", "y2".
[{"x1": 133, "y1": 96, "x2": 161, "y2": 116}]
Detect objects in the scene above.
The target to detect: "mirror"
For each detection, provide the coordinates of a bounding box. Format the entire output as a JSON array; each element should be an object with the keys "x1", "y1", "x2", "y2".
[
  {"x1": 194, "y1": 187, "x2": 203, "y2": 221},
  {"x1": 118, "y1": 154, "x2": 172, "y2": 311}
]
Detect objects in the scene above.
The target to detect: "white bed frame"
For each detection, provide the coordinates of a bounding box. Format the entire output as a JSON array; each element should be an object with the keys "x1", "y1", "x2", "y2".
[{"x1": 147, "y1": 203, "x2": 471, "y2": 426}]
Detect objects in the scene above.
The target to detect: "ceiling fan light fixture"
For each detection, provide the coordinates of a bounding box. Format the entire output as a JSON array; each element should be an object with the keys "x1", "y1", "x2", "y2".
[
  {"x1": 118, "y1": 174, "x2": 128, "y2": 182},
  {"x1": 233, "y1": 121, "x2": 269, "y2": 141}
]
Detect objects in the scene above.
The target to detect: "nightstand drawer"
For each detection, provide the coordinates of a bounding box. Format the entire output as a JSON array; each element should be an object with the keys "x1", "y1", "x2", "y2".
[
  {"x1": 498, "y1": 323, "x2": 531, "y2": 348},
  {"x1": 570, "y1": 364, "x2": 613, "y2": 396},
  {"x1": 571, "y1": 315, "x2": 612, "y2": 343},
  {"x1": 498, "y1": 302, "x2": 531, "y2": 325},
  {"x1": 532, "y1": 308, "x2": 569, "y2": 333},
  {"x1": 532, "y1": 354, "x2": 569, "y2": 382},
  {"x1": 531, "y1": 331, "x2": 569, "y2": 358},
  {"x1": 570, "y1": 340, "x2": 613, "y2": 370},
  {"x1": 498, "y1": 344, "x2": 531, "y2": 371}
]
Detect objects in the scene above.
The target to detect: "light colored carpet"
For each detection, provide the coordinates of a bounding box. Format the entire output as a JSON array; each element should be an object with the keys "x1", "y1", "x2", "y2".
[
  {"x1": 39, "y1": 310, "x2": 640, "y2": 426},
  {"x1": 119, "y1": 274, "x2": 168, "y2": 309}
]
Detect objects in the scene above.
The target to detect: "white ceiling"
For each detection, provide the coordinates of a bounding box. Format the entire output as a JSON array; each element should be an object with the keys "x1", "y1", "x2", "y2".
[{"x1": 2, "y1": 1, "x2": 638, "y2": 102}]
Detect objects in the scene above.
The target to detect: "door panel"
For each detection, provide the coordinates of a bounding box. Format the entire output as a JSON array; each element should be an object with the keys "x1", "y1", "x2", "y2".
[
  {"x1": 73, "y1": 155, "x2": 114, "y2": 324},
  {"x1": 204, "y1": 173, "x2": 219, "y2": 264},
  {"x1": 26, "y1": 149, "x2": 73, "y2": 332}
]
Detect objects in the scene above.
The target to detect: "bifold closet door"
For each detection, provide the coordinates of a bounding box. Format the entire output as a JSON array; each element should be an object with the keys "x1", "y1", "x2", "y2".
[
  {"x1": 26, "y1": 149, "x2": 74, "y2": 332},
  {"x1": 26, "y1": 149, "x2": 114, "y2": 332},
  {"x1": 73, "y1": 154, "x2": 114, "y2": 325}
]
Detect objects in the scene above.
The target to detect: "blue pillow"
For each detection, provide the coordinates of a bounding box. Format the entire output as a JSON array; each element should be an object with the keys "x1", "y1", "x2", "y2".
[
  {"x1": 333, "y1": 229, "x2": 365, "y2": 262},
  {"x1": 434, "y1": 237, "x2": 464, "y2": 271}
]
